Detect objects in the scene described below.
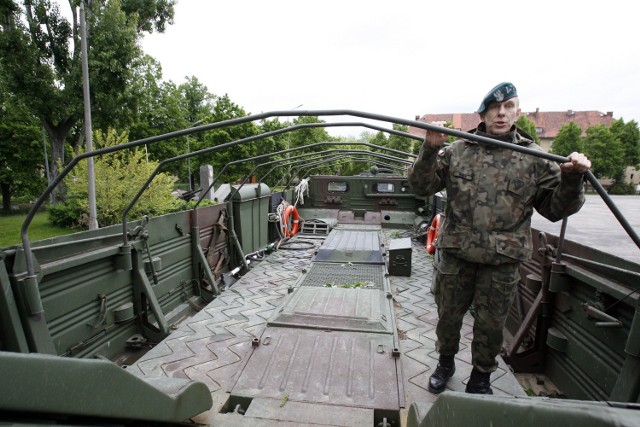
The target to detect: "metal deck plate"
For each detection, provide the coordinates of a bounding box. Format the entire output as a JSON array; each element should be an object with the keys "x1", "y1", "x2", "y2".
[
  {"x1": 269, "y1": 287, "x2": 393, "y2": 333},
  {"x1": 300, "y1": 263, "x2": 385, "y2": 289},
  {"x1": 230, "y1": 327, "x2": 400, "y2": 410},
  {"x1": 313, "y1": 229, "x2": 384, "y2": 264}
]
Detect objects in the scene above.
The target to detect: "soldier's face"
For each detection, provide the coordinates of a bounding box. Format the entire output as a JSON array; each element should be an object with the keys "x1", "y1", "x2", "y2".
[{"x1": 480, "y1": 97, "x2": 521, "y2": 135}]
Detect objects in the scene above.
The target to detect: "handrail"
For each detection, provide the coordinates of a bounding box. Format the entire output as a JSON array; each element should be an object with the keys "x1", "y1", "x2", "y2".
[
  {"x1": 280, "y1": 154, "x2": 408, "y2": 189},
  {"x1": 198, "y1": 138, "x2": 416, "y2": 207},
  {"x1": 227, "y1": 149, "x2": 411, "y2": 203},
  {"x1": 297, "y1": 155, "x2": 405, "y2": 177},
  {"x1": 121, "y1": 128, "x2": 415, "y2": 246},
  {"x1": 21, "y1": 109, "x2": 640, "y2": 279}
]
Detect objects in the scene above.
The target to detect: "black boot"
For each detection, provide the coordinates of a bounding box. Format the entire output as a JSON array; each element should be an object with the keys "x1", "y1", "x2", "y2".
[
  {"x1": 465, "y1": 369, "x2": 493, "y2": 394},
  {"x1": 428, "y1": 355, "x2": 455, "y2": 394}
]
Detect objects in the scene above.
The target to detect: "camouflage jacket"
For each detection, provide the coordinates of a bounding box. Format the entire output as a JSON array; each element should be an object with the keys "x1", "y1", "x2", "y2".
[{"x1": 409, "y1": 124, "x2": 585, "y2": 264}]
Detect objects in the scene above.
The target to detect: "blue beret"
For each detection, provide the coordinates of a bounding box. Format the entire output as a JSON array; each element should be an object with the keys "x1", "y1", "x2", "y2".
[{"x1": 476, "y1": 82, "x2": 518, "y2": 114}]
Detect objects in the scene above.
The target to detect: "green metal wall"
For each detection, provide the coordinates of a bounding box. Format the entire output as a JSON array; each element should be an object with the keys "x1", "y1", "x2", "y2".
[{"x1": 0, "y1": 204, "x2": 228, "y2": 360}]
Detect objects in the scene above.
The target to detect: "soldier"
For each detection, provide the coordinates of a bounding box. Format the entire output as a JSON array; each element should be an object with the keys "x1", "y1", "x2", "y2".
[{"x1": 409, "y1": 82, "x2": 591, "y2": 394}]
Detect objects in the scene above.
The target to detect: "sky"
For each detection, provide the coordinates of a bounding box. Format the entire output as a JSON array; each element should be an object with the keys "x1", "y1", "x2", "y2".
[{"x1": 140, "y1": 0, "x2": 640, "y2": 137}]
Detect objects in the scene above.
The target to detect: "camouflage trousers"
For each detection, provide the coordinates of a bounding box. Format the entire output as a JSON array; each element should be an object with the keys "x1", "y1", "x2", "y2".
[{"x1": 431, "y1": 251, "x2": 520, "y2": 373}]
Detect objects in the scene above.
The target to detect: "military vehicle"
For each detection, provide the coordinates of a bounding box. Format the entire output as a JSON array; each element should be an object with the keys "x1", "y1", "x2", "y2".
[{"x1": 2, "y1": 110, "x2": 639, "y2": 426}]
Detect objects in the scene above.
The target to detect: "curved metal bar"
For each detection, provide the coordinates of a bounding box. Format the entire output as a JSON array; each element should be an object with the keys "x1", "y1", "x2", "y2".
[
  {"x1": 123, "y1": 126, "x2": 414, "y2": 239},
  {"x1": 304, "y1": 157, "x2": 403, "y2": 176},
  {"x1": 313, "y1": 156, "x2": 403, "y2": 174},
  {"x1": 20, "y1": 108, "x2": 640, "y2": 278},
  {"x1": 254, "y1": 150, "x2": 407, "y2": 186},
  {"x1": 295, "y1": 154, "x2": 405, "y2": 178},
  {"x1": 305, "y1": 155, "x2": 404, "y2": 174},
  {"x1": 198, "y1": 132, "x2": 417, "y2": 208},
  {"x1": 296, "y1": 156, "x2": 405, "y2": 181},
  {"x1": 230, "y1": 149, "x2": 411, "y2": 200},
  {"x1": 279, "y1": 150, "x2": 411, "y2": 189},
  {"x1": 22, "y1": 114, "x2": 419, "y2": 274},
  {"x1": 124, "y1": 139, "x2": 412, "y2": 247}
]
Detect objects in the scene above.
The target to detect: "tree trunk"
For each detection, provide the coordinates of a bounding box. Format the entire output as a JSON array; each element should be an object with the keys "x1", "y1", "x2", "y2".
[
  {"x1": 42, "y1": 117, "x2": 78, "y2": 203},
  {"x1": 0, "y1": 182, "x2": 11, "y2": 213},
  {"x1": 1, "y1": 182, "x2": 11, "y2": 212}
]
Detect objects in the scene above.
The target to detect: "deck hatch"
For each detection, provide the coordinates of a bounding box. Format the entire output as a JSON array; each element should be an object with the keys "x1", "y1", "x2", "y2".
[
  {"x1": 230, "y1": 327, "x2": 400, "y2": 410},
  {"x1": 269, "y1": 286, "x2": 393, "y2": 333},
  {"x1": 300, "y1": 262, "x2": 385, "y2": 289},
  {"x1": 313, "y1": 229, "x2": 385, "y2": 264}
]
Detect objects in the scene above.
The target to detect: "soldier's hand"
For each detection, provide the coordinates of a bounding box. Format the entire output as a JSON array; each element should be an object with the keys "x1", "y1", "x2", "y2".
[
  {"x1": 424, "y1": 121, "x2": 449, "y2": 148},
  {"x1": 560, "y1": 152, "x2": 591, "y2": 174}
]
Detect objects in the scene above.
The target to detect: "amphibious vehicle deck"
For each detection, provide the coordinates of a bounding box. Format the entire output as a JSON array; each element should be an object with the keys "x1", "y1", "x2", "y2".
[{"x1": 127, "y1": 224, "x2": 525, "y2": 426}]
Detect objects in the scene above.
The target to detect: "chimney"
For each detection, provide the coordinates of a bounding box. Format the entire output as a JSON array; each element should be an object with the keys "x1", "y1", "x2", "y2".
[{"x1": 567, "y1": 110, "x2": 575, "y2": 116}]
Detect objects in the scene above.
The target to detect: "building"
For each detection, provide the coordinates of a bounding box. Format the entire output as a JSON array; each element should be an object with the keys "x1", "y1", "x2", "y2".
[
  {"x1": 410, "y1": 109, "x2": 614, "y2": 152},
  {"x1": 409, "y1": 109, "x2": 639, "y2": 188}
]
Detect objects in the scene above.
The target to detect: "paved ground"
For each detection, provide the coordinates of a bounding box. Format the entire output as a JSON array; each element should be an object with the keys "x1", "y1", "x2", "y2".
[{"x1": 532, "y1": 194, "x2": 640, "y2": 264}]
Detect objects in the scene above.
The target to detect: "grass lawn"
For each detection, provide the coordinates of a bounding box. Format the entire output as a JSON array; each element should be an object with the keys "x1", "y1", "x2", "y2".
[{"x1": 0, "y1": 212, "x2": 76, "y2": 248}]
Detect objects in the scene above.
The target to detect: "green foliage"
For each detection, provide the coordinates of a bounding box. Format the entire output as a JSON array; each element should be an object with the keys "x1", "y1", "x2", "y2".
[
  {"x1": 387, "y1": 124, "x2": 415, "y2": 153},
  {"x1": 120, "y1": 0, "x2": 176, "y2": 33},
  {"x1": 199, "y1": 95, "x2": 261, "y2": 183},
  {"x1": 550, "y1": 122, "x2": 583, "y2": 156},
  {"x1": 610, "y1": 118, "x2": 640, "y2": 166},
  {"x1": 89, "y1": 0, "x2": 141, "y2": 132},
  {"x1": 256, "y1": 118, "x2": 289, "y2": 185},
  {"x1": 516, "y1": 115, "x2": 540, "y2": 145},
  {"x1": 582, "y1": 125, "x2": 624, "y2": 180},
  {"x1": 370, "y1": 131, "x2": 387, "y2": 148},
  {"x1": 608, "y1": 181, "x2": 636, "y2": 195},
  {"x1": 47, "y1": 196, "x2": 86, "y2": 228},
  {"x1": 0, "y1": 74, "x2": 47, "y2": 210},
  {"x1": 49, "y1": 128, "x2": 179, "y2": 228},
  {"x1": 0, "y1": 0, "x2": 176, "y2": 202},
  {"x1": 368, "y1": 124, "x2": 414, "y2": 155},
  {"x1": 288, "y1": 116, "x2": 337, "y2": 153}
]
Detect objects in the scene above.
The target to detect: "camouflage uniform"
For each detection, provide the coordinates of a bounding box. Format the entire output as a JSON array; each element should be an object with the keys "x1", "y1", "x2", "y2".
[{"x1": 409, "y1": 123, "x2": 585, "y2": 372}]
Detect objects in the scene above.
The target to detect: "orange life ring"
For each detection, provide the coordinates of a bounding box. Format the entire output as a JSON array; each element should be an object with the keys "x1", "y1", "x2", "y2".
[
  {"x1": 426, "y1": 214, "x2": 441, "y2": 255},
  {"x1": 283, "y1": 205, "x2": 300, "y2": 237}
]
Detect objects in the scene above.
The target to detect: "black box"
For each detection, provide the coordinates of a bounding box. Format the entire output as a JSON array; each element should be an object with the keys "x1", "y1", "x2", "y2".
[{"x1": 388, "y1": 237, "x2": 412, "y2": 276}]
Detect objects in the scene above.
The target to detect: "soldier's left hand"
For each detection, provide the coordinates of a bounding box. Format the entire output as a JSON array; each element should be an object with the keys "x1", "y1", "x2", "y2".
[{"x1": 560, "y1": 152, "x2": 591, "y2": 174}]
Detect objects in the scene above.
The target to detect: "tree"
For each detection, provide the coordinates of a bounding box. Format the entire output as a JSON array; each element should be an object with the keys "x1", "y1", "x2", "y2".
[
  {"x1": 200, "y1": 94, "x2": 260, "y2": 184},
  {"x1": 0, "y1": 75, "x2": 46, "y2": 211},
  {"x1": 582, "y1": 125, "x2": 624, "y2": 180},
  {"x1": 369, "y1": 131, "x2": 388, "y2": 154},
  {"x1": 384, "y1": 124, "x2": 415, "y2": 161},
  {"x1": 0, "y1": 0, "x2": 175, "y2": 201},
  {"x1": 610, "y1": 119, "x2": 640, "y2": 167},
  {"x1": 48, "y1": 127, "x2": 178, "y2": 228},
  {"x1": 288, "y1": 116, "x2": 337, "y2": 153},
  {"x1": 550, "y1": 122, "x2": 583, "y2": 157},
  {"x1": 516, "y1": 115, "x2": 540, "y2": 145},
  {"x1": 254, "y1": 118, "x2": 288, "y2": 186}
]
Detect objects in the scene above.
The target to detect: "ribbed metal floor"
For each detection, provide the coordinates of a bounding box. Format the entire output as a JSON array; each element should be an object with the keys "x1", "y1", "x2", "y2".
[{"x1": 128, "y1": 226, "x2": 526, "y2": 426}]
